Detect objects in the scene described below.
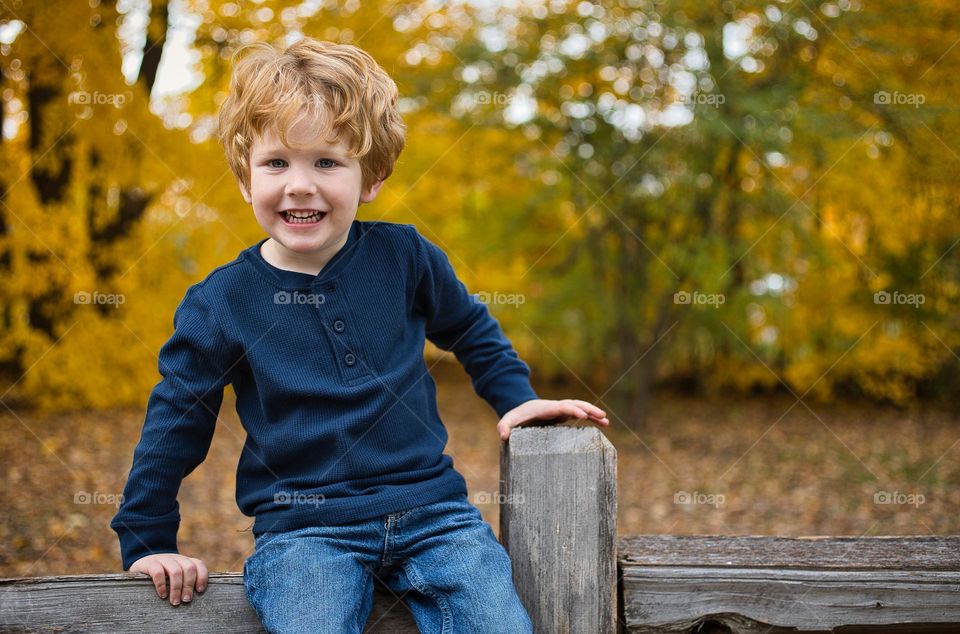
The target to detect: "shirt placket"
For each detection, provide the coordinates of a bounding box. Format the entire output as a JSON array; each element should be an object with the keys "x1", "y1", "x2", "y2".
[{"x1": 314, "y1": 281, "x2": 372, "y2": 384}]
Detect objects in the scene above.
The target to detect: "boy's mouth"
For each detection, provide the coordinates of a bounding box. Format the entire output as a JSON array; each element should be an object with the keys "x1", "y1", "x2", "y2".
[{"x1": 279, "y1": 209, "x2": 328, "y2": 225}]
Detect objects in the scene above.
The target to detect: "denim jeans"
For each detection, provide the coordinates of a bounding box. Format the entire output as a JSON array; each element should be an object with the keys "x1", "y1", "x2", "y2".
[{"x1": 243, "y1": 493, "x2": 533, "y2": 633}]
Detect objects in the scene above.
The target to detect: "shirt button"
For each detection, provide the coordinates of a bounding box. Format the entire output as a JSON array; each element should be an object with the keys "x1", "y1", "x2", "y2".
[
  {"x1": 333, "y1": 319, "x2": 345, "y2": 333},
  {"x1": 344, "y1": 353, "x2": 356, "y2": 366}
]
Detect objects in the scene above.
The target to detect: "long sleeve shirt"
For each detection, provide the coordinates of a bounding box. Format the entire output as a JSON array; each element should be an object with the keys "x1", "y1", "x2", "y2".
[{"x1": 110, "y1": 220, "x2": 538, "y2": 570}]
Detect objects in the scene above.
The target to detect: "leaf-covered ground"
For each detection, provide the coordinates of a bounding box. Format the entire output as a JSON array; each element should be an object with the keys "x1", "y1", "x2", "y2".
[{"x1": 2, "y1": 363, "x2": 956, "y2": 577}]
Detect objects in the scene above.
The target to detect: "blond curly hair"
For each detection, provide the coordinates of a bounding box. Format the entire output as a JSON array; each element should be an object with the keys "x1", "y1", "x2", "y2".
[{"x1": 218, "y1": 38, "x2": 406, "y2": 194}]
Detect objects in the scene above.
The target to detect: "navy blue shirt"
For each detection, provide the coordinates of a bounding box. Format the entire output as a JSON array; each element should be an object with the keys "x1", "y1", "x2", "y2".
[{"x1": 110, "y1": 220, "x2": 538, "y2": 570}]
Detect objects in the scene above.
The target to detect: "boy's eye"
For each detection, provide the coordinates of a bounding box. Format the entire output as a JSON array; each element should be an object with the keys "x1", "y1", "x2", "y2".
[{"x1": 265, "y1": 158, "x2": 337, "y2": 168}]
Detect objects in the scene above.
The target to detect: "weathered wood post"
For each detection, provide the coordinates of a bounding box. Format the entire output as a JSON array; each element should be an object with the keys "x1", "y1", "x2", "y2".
[{"x1": 500, "y1": 425, "x2": 618, "y2": 633}]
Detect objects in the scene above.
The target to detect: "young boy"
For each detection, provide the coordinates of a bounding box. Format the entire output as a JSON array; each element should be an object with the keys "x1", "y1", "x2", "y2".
[{"x1": 111, "y1": 38, "x2": 608, "y2": 633}]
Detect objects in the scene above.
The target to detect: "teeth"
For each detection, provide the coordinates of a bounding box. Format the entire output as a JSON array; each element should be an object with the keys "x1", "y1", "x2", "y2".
[{"x1": 283, "y1": 211, "x2": 325, "y2": 223}]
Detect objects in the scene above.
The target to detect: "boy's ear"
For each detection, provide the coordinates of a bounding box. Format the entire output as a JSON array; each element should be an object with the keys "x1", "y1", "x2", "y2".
[
  {"x1": 359, "y1": 178, "x2": 385, "y2": 204},
  {"x1": 238, "y1": 178, "x2": 252, "y2": 204}
]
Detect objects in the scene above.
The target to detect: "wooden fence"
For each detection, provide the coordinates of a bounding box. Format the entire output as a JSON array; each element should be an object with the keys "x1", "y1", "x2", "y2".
[{"x1": 1, "y1": 426, "x2": 958, "y2": 633}]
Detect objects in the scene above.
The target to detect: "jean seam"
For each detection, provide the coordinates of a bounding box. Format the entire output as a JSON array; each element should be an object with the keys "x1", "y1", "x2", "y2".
[
  {"x1": 402, "y1": 559, "x2": 452, "y2": 634},
  {"x1": 352, "y1": 568, "x2": 370, "y2": 634},
  {"x1": 243, "y1": 560, "x2": 266, "y2": 629},
  {"x1": 382, "y1": 513, "x2": 397, "y2": 566}
]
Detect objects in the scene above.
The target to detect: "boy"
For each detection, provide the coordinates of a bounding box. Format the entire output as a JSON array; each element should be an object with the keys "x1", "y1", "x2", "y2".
[{"x1": 111, "y1": 38, "x2": 608, "y2": 633}]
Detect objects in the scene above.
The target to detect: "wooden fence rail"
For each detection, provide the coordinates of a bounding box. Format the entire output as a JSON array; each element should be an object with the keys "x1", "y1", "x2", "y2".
[
  {"x1": 618, "y1": 534, "x2": 960, "y2": 633},
  {"x1": 2, "y1": 426, "x2": 959, "y2": 633}
]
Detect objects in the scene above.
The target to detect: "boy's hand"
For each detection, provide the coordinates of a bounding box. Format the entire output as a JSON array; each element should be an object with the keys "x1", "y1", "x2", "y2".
[
  {"x1": 129, "y1": 553, "x2": 208, "y2": 605},
  {"x1": 497, "y1": 399, "x2": 609, "y2": 440}
]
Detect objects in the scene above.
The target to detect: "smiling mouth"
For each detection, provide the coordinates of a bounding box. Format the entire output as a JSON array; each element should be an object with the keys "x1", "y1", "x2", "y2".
[{"x1": 280, "y1": 210, "x2": 328, "y2": 224}]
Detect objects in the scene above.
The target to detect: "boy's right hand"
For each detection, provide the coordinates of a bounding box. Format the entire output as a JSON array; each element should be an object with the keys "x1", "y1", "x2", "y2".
[{"x1": 129, "y1": 553, "x2": 208, "y2": 605}]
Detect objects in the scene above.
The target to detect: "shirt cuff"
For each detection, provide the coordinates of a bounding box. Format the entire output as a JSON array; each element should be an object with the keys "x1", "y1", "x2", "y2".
[{"x1": 112, "y1": 519, "x2": 180, "y2": 571}]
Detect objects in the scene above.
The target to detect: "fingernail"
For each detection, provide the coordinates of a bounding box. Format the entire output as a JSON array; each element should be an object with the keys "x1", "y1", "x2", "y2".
[
  {"x1": 182, "y1": 594, "x2": 192, "y2": 602},
  {"x1": 197, "y1": 585, "x2": 206, "y2": 593},
  {"x1": 159, "y1": 592, "x2": 167, "y2": 599}
]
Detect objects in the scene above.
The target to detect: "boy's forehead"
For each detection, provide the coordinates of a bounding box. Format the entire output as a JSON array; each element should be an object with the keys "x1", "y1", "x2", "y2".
[{"x1": 252, "y1": 123, "x2": 350, "y2": 154}]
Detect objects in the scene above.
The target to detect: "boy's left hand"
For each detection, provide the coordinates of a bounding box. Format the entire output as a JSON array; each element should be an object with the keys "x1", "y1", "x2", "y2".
[{"x1": 497, "y1": 399, "x2": 609, "y2": 440}]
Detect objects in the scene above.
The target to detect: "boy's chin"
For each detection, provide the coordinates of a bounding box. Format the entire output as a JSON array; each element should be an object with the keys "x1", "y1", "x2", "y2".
[
  {"x1": 269, "y1": 231, "x2": 346, "y2": 254},
  {"x1": 273, "y1": 236, "x2": 324, "y2": 250}
]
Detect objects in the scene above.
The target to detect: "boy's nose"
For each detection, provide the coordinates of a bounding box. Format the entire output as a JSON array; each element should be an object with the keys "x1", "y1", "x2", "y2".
[{"x1": 284, "y1": 166, "x2": 319, "y2": 196}]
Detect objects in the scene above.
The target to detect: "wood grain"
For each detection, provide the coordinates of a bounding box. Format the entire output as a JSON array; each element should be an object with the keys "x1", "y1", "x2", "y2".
[
  {"x1": 501, "y1": 425, "x2": 619, "y2": 633},
  {"x1": 618, "y1": 535, "x2": 960, "y2": 633}
]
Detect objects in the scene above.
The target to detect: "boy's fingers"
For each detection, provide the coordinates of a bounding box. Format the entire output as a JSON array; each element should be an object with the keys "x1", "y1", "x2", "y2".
[
  {"x1": 500, "y1": 417, "x2": 524, "y2": 439},
  {"x1": 571, "y1": 400, "x2": 606, "y2": 417},
  {"x1": 146, "y1": 565, "x2": 167, "y2": 598},
  {"x1": 192, "y1": 558, "x2": 209, "y2": 592},
  {"x1": 559, "y1": 400, "x2": 609, "y2": 426},
  {"x1": 166, "y1": 561, "x2": 183, "y2": 605},
  {"x1": 562, "y1": 402, "x2": 588, "y2": 419},
  {"x1": 498, "y1": 402, "x2": 609, "y2": 441},
  {"x1": 180, "y1": 559, "x2": 198, "y2": 602}
]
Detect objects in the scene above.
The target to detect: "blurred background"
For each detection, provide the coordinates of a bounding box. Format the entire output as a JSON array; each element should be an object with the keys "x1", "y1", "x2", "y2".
[{"x1": 1, "y1": 0, "x2": 958, "y2": 577}]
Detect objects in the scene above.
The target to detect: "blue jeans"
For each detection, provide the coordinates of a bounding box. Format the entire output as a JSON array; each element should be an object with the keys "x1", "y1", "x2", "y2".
[{"x1": 243, "y1": 493, "x2": 533, "y2": 633}]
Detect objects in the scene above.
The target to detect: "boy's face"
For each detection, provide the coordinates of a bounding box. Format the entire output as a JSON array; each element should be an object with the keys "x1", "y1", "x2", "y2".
[{"x1": 239, "y1": 116, "x2": 383, "y2": 269}]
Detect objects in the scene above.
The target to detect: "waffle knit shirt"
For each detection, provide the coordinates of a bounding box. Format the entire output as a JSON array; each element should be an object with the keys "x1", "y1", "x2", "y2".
[{"x1": 110, "y1": 220, "x2": 538, "y2": 570}]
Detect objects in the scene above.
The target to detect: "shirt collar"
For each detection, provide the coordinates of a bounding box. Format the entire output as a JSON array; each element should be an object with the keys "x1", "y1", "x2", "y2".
[{"x1": 243, "y1": 220, "x2": 361, "y2": 289}]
